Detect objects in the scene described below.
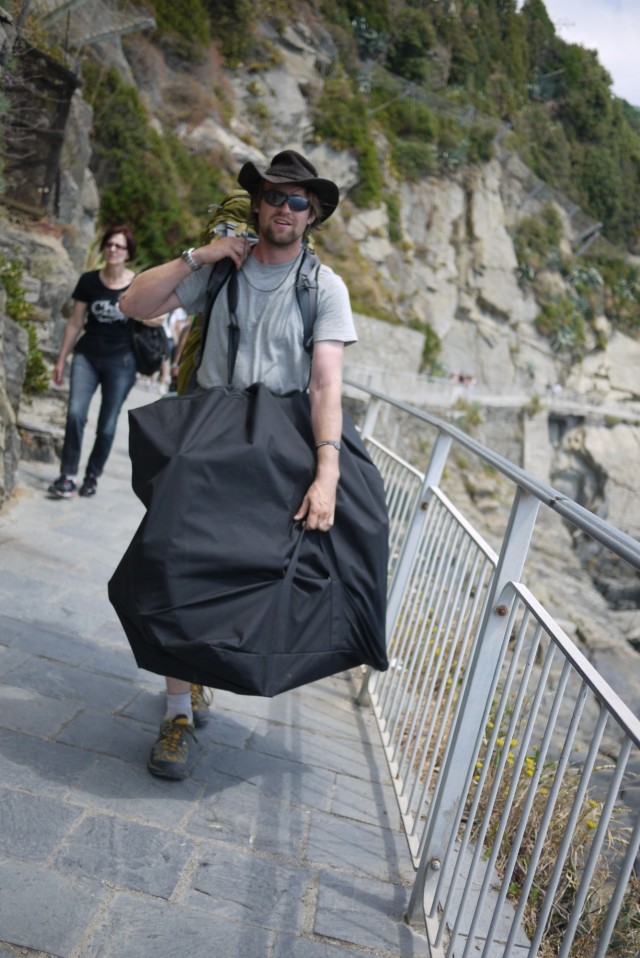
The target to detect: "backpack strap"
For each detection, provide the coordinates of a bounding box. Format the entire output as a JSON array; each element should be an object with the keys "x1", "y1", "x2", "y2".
[
  {"x1": 226, "y1": 270, "x2": 240, "y2": 386},
  {"x1": 193, "y1": 248, "x2": 321, "y2": 388},
  {"x1": 295, "y1": 249, "x2": 320, "y2": 355},
  {"x1": 186, "y1": 257, "x2": 235, "y2": 391}
]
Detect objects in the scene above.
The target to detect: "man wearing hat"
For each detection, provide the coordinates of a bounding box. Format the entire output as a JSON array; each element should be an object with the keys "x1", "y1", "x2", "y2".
[{"x1": 120, "y1": 149, "x2": 359, "y2": 779}]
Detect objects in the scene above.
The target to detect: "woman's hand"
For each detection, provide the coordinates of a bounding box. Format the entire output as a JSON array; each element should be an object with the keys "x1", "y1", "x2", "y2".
[
  {"x1": 52, "y1": 358, "x2": 66, "y2": 387},
  {"x1": 51, "y1": 300, "x2": 87, "y2": 386}
]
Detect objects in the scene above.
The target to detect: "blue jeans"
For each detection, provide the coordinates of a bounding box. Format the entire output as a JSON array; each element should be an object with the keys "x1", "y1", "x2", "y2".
[{"x1": 60, "y1": 350, "x2": 137, "y2": 478}]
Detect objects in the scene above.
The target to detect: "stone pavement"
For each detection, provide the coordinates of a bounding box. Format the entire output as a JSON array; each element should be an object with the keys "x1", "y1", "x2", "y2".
[{"x1": 0, "y1": 382, "x2": 428, "y2": 958}]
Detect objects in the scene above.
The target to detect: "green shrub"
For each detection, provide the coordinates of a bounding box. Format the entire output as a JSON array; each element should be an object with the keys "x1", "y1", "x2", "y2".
[
  {"x1": 467, "y1": 123, "x2": 496, "y2": 162},
  {"x1": 384, "y1": 191, "x2": 401, "y2": 243},
  {"x1": 408, "y1": 319, "x2": 442, "y2": 373},
  {"x1": 393, "y1": 139, "x2": 437, "y2": 180},
  {"x1": 386, "y1": 97, "x2": 437, "y2": 139},
  {"x1": 534, "y1": 297, "x2": 587, "y2": 358},
  {"x1": 597, "y1": 260, "x2": 640, "y2": 333},
  {"x1": 453, "y1": 398, "x2": 483, "y2": 434},
  {"x1": 82, "y1": 62, "x2": 225, "y2": 265},
  {"x1": 511, "y1": 106, "x2": 572, "y2": 193},
  {"x1": 0, "y1": 255, "x2": 49, "y2": 395},
  {"x1": 386, "y1": 8, "x2": 436, "y2": 84},
  {"x1": 205, "y1": 0, "x2": 263, "y2": 65},
  {"x1": 313, "y1": 71, "x2": 382, "y2": 206},
  {"x1": 523, "y1": 393, "x2": 542, "y2": 417},
  {"x1": 150, "y1": 0, "x2": 210, "y2": 52},
  {"x1": 514, "y1": 204, "x2": 563, "y2": 270}
]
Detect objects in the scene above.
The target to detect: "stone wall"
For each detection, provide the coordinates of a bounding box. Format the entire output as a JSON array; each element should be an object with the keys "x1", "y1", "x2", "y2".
[
  {"x1": 0, "y1": 288, "x2": 27, "y2": 505},
  {"x1": 0, "y1": 14, "x2": 97, "y2": 509}
]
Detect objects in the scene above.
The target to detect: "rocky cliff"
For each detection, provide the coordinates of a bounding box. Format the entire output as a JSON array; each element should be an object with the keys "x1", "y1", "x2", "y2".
[{"x1": 1, "y1": 13, "x2": 639, "y2": 644}]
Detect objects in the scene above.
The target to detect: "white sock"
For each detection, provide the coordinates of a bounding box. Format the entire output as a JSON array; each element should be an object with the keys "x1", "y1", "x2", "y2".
[{"x1": 165, "y1": 691, "x2": 193, "y2": 723}]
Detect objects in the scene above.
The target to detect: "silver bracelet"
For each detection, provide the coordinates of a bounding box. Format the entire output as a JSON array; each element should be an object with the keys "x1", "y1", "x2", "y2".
[
  {"x1": 181, "y1": 248, "x2": 201, "y2": 272},
  {"x1": 315, "y1": 440, "x2": 341, "y2": 451}
]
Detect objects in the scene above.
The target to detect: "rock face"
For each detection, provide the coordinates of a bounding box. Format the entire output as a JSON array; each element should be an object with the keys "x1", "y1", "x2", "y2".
[
  {"x1": 0, "y1": 288, "x2": 27, "y2": 503},
  {"x1": 0, "y1": 12, "x2": 96, "y2": 508},
  {"x1": 1, "y1": 13, "x2": 639, "y2": 582},
  {"x1": 363, "y1": 161, "x2": 546, "y2": 390}
]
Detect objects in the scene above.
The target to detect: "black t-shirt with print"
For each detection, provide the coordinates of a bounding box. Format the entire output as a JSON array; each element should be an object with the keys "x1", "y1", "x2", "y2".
[{"x1": 72, "y1": 270, "x2": 135, "y2": 357}]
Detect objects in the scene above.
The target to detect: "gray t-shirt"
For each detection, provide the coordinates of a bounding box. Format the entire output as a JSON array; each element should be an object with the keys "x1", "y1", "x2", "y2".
[{"x1": 176, "y1": 252, "x2": 357, "y2": 395}]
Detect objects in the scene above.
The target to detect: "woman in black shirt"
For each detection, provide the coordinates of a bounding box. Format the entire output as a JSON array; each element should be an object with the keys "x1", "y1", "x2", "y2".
[{"x1": 49, "y1": 225, "x2": 142, "y2": 498}]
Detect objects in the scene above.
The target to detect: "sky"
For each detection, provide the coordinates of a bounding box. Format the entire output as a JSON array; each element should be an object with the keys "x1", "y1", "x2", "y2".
[{"x1": 535, "y1": 0, "x2": 640, "y2": 105}]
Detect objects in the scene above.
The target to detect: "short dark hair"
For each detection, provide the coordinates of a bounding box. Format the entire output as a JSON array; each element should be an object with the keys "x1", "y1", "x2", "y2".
[{"x1": 101, "y1": 224, "x2": 136, "y2": 259}]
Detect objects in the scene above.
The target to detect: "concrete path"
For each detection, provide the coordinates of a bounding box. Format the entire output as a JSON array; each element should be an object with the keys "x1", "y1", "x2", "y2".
[{"x1": 0, "y1": 382, "x2": 428, "y2": 958}]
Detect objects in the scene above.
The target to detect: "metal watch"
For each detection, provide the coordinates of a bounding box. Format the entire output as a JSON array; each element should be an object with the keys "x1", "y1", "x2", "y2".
[{"x1": 181, "y1": 247, "x2": 201, "y2": 272}]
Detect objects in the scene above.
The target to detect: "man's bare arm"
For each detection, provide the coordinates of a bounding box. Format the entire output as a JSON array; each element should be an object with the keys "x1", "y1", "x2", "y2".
[
  {"x1": 120, "y1": 236, "x2": 250, "y2": 319},
  {"x1": 294, "y1": 340, "x2": 344, "y2": 532}
]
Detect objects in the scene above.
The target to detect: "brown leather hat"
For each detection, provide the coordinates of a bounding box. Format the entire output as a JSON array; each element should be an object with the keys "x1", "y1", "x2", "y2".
[{"x1": 238, "y1": 149, "x2": 340, "y2": 223}]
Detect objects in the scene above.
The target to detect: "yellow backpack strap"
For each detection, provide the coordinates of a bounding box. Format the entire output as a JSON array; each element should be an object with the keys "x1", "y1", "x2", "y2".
[
  {"x1": 176, "y1": 259, "x2": 235, "y2": 395},
  {"x1": 176, "y1": 314, "x2": 204, "y2": 396}
]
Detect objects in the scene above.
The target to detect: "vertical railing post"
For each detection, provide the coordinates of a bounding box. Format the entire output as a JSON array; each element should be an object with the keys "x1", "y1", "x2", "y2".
[
  {"x1": 359, "y1": 394, "x2": 382, "y2": 443},
  {"x1": 406, "y1": 485, "x2": 540, "y2": 921},
  {"x1": 358, "y1": 430, "x2": 452, "y2": 704}
]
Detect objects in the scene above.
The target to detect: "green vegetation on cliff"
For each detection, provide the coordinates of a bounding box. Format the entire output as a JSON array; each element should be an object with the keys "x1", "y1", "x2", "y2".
[
  {"x1": 81, "y1": 61, "x2": 227, "y2": 265},
  {"x1": 141, "y1": 0, "x2": 640, "y2": 255},
  {"x1": 0, "y1": 255, "x2": 49, "y2": 395},
  {"x1": 16, "y1": 0, "x2": 638, "y2": 265}
]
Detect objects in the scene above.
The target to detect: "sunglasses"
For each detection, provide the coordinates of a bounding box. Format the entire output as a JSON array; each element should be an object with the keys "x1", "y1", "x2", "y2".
[
  {"x1": 262, "y1": 189, "x2": 310, "y2": 213},
  {"x1": 104, "y1": 242, "x2": 128, "y2": 251}
]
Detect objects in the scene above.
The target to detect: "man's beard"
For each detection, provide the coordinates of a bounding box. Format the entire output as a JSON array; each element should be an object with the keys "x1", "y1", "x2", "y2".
[{"x1": 261, "y1": 219, "x2": 305, "y2": 248}]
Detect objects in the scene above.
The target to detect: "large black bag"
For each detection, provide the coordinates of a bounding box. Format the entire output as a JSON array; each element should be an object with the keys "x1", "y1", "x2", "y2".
[{"x1": 108, "y1": 384, "x2": 388, "y2": 696}]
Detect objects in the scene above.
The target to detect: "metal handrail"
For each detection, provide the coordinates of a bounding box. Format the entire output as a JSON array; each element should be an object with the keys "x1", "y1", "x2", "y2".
[
  {"x1": 348, "y1": 378, "x2": 640, "y2": 958},
  {"x1": 345, "y1": 378, "x2": 640, "y2": 568}
]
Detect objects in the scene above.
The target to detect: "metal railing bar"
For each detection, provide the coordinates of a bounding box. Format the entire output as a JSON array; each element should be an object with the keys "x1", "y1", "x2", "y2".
[
  {"x1": 430, "y1": 487, "x2": 500, "y2": 565},
  {"x1": 428, "y1": 600, "x2": 525, "y2": 924},
  {"x1": 502, "y1": 658, "x2": 575, "y2": 954},
  {"x1": 344, "y1": 380, "x2": 640, "y2": 570},
  {"x1": 352, "y1": 379, "x2": 640, "y2": 957},
  {"x1": 557, "y1": 739, "x2": 633, "y2": 958},
  {"x1": 446, "y1": 621, "x2": 546, "y2": 956},
  {"x1": 358, "y1": 394, "x2": 382, "y2": 442},
  {"x1": 385, "y1": 505, "x2": 450, "y2": 735},
  {"x1": 402, "y1": 540, "x2": 478, "y2": 787},
  {"x1": 385, "y1": 469, "x2": 422, "y2": 561},
  {"x1": 593, "y1": 807, "x2": 640, "y2": 958},
  {"x1": 380, "y1": 433, "x2": 454, "y2": 662},
  {"x1": 380, "y1": 559, "x2": 428, "y2": 721},
  {"x1": 410, "y1": 487, "x2": 542, "y2": 923},
  {"x1": 476, "y1": 638, "x2": 562, "y2": 958},
  {"x1": 396, "y1": 517, "x2": 464, "y2": 779},
  {"x1": 403, "y1": 536, "x2": 476, "y2": 802},
  {"x1": 527, "y1": 707, "x2": 608, "y2": 955},
  {"x1": 515, "y1": 583, "x2": 640, "y2": 748},
  {"x1": 380, "y1": 490, "x2": 497, "y2": 780},
  {"x1": 410, "y1": 554, "x2": 494, "y2": 846},
  {"x1": 363, "y1": 436, "x2": 423, "y2": 481}
]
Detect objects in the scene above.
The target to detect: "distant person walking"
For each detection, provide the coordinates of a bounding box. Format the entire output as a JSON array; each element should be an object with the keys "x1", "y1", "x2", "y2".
[{"x1": 48, "y1": 225, "x2": 161, "y2": 499}]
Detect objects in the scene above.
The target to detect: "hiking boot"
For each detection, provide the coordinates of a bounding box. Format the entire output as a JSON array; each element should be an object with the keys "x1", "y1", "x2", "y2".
[
  {"x1": 147, "y1": 715, "x2": 197, "y2": 780},
  {"x1": 191, "y1": 684, "x2": 213, "y2": 728},
  {"x1": 48, "y1": 476, "x2": 77, "y2": 499},
  {"x1": 79, "y1": 474, "x2": 97, "y2": 497}
]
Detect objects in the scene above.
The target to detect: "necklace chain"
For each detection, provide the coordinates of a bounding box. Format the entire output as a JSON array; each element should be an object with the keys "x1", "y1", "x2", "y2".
[{"x1": 240, "y1": 256, "x2": 298, "y2": 293}]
